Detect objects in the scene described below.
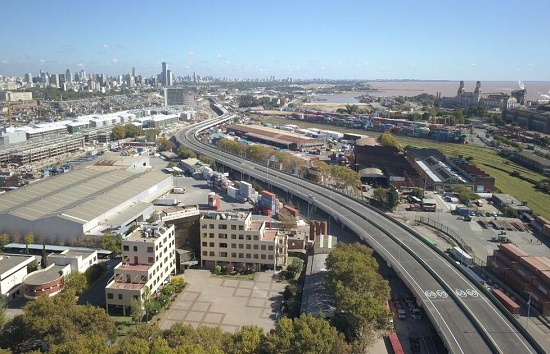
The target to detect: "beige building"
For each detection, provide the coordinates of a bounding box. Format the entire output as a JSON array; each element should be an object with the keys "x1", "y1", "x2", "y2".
[
  {"x1": 105, "y1": 223, "x2": 176, "y2": 315},
  {"x1": 200, "y1": 211, "x2": 288, "y2": 270}
]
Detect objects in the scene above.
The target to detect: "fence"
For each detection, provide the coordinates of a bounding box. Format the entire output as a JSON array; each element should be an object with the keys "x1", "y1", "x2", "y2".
[{"x1": 415, "y1": 216, "x2": 486, "y2": 267}]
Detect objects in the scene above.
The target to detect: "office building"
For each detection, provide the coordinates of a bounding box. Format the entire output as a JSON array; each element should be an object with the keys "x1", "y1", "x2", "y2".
[
  {"x1": 161, "y1": 62, "x2": 168, "y2": 86},
  {"x1": 200, "y1": 211, "x2": 288, "y2": 270},
  {"x1": 65, "y1": 69, "x2": 72, "y2": 83},
  {"x1": 0, "y1": 254, "x2": 36, "y2": 302},
  {"x1": 164, "y1": 87, "x2": 195, "y2": 107},
  {"x1": 105, "y1": 222, "x2": 176, "y2": 315}
]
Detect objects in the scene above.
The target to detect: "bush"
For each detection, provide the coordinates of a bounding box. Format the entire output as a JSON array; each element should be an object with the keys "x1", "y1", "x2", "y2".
[{"x1": 214, "y1": 265, "x2": 222, "y2": 275}]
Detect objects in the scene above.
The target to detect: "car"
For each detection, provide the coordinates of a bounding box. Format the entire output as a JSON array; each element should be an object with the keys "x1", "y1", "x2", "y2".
[{"x1": 411, "y1": 308, "x2": 422, "y2": 320}]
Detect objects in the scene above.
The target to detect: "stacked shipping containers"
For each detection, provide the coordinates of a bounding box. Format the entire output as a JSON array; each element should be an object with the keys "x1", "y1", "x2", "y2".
[
  {"x1": 259, "y1": 190, "x2": 277, "y2": 216},
  {"x1": 488, "y1": 244, "x2": 550, "y2": 315}
]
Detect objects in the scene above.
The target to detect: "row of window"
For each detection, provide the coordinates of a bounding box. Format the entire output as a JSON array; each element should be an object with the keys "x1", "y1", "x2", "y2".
[
  {"x1": 202, "y1": 251, "x2": 274, "y2": 260},
  {"x1": 203, "y1": 224, "x2": 244, "y2": 230},
  {"x1": 202, "y1": 242, "x2": 273, "y2": 251},
  {"x1": 203, "y1": 233, "x2": 261, "y2": 241}
]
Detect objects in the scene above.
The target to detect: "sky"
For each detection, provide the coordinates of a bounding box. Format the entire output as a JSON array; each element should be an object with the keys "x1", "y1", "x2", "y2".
[{"x1": 0, "y1": 0, "x2": 549, "y2": 81}]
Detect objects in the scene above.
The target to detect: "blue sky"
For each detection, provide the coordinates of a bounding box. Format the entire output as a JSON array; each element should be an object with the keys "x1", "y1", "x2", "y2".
[{"x1": 0, "y1": 0, "x2": 548, "y2": 80}]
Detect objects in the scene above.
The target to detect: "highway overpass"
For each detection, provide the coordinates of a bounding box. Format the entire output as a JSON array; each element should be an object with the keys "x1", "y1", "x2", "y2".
[{"x1": 175, "y1": 111, "x2": 542, "y2": 354}]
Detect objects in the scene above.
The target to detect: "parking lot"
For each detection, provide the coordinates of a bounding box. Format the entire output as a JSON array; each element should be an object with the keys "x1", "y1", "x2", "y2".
[{"x1": 157, "y1": 269, "x2": 286, "y2": 333}]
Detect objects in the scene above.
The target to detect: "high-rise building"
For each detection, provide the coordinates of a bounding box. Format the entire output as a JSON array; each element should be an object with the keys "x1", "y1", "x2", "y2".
[
  {"x1": 65, "y1": 69, "x2": 72, "y2": 83},
  {"x1": 80, "y1": 70, "x2": 86, "y2": 82},
  {"x1": 50, "y1": 74, "x2": 59, "y2": 88},
  {"x1": 24, "y1": 73, "x2": 32, "y2": 83},
  {"x1": 167, "y1": 70, "x2": 173, "y2": 86},
  {"x1": 161, "y1": 62, "x2": 168, "y2": 86},
  {"x1": 132, "y1": 67, "x2": 136, "y2": 77}
]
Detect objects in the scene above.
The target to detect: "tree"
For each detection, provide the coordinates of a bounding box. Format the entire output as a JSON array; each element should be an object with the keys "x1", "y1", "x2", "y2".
[
  {"x1": 230, "y1": 325, "x2": 264, "y2": 354},
  {"x1": 40, "y1": 241, "x2": 48, "y2": 268},
  {"x1": 376, "y1": 133, "x2": 402, "y2": 150},
  {"x1": 64, "y1": 272, "x2": 88, "y2": 296},
  {"x1": 27, "y1": 260, "x2": 38, "y2": 273},
  {"x1": 286, "y1": 258, "x2": 303, "y2": 279},
  {"x1": 100, "y1": 231, "x2": 121, "y2": 255},
  {"x1": 325, "y1": 243, "x2": 391, "y2": 347},
  {"x1": 124, "y1": 123, "x2": 141, "y2": 138},
  {"x1": 111, "y1": 125, "x2": 126, "y2": 140},
  {"x1": 262, "y1": 315, "x2": 351, "y2": 354},
  {"x1": 0, "y1": 234, "x2": 9, "y2": 251},
  {"x1": 409, "y1": 187, "x2": 424, "y2": 199},
  {"x1": 0, "y1": 296, "x2": 6, "y2": 329},
  {"x1": 130, "y1": 297, "x2": 144, "y2": 325},
  {"x1": 157, "y1": 137, "x2": 175, "y2": 151},
  {"x1": 23, "y1": 233, "x2": 34, "y2": 246},
  {"x1": 178, "y1": 146, "x2": 198, "y2": 159},
  {"x1": 277, "y1": 209, "x2": 297, "y2": 230},
  {"x1": 452, "y1": 186, "x2": 480, "y2": 205}
]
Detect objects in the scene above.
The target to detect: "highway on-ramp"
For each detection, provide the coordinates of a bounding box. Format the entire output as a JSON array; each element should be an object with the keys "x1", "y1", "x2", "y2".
[{"x1": 176, "y1": 114, "x2": 541, "y2": 354}]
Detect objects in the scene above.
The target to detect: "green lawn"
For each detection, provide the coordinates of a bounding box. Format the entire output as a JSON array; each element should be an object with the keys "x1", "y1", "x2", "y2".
[{"x1": 261, "y1": 115, "x2": 550, "y2": 219}]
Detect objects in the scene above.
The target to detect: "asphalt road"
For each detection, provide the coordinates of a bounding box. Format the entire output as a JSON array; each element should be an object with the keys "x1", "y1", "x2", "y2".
[{"x1": 175, "y1": 114, "x2": 541, "y2": 354}]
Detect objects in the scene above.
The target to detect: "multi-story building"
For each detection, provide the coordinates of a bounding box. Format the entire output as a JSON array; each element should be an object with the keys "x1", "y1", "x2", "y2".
[
  {"x1": 200, "y1": 211, "x2": 288, "y2": 270},
  {"x1": 105, "y1": 222, "x2": 176, "y2": 315}
]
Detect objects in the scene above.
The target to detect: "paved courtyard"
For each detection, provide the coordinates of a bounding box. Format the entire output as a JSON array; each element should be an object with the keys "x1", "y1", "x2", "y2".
[{"x1": 157, "y1": 269, "x2": 286, "y2": 333}]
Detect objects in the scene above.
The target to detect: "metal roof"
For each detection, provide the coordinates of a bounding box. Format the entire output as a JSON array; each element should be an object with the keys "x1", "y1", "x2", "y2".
[{"x1": 0, "y1": 168, "x2": 170, "y2": 224}]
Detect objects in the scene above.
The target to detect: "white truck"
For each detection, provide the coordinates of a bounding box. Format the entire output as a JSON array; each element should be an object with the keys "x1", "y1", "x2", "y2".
[
  {"x1": 449, "y1": 246, "x2": 473, "y2": 266},
  {"x1": 154, "y1": 198, "x2": 180, "y2": 206},
  {"x1": 172, "y1": 187, "x2": 186, "y2": 194}
]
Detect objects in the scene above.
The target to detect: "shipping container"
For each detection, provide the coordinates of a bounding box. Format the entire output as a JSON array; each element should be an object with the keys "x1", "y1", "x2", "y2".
[
  {"x1": 532, "y1": 278, "x2": 550, "y2": 297},
  {"x1": 514, "y1": 264, "x2": 538, "y2": 283},
  {"x1": 494, "y1": 251, "x2": 517, "y2": 269},
  {"x1": 504, "y1": 269, "x2": 533, "y2": 293},
  {"x1": 491, "y1": 288, "x2": 520, "y2": 315},
  {"x1": 487, "y1": 256, "x2": 509, "y2": 277},
  {"x1": 537, "y1": 216, "x2": 550, "y2": 226},
  {"x1": 527, "y1": 289, "x2": 550, "y2": 317},
  {"x1": 541, "y1": 271, "x2": 550, "y2": 286},
  {"x1": 154, "y1": 198, "x2": 180, "y2": 206},
  {"x1": 498, "y1": 244, "x2": 529, "y2": 261},
  {"x1": 544, "y1": 224, "x2": 550, "y2": 238},
  {"x1": 283, "y1": 205, "x2": 299, "y2": 218},
  {"x1": 520, "y1": 256, "x2": 550, "y2": 277}
]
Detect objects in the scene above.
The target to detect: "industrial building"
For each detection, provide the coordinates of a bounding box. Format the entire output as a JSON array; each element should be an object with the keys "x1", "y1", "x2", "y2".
[
  {"x1": 502, "y1": 104, "x2": 550, "y2": 134},
  {"x1": 105, "y1": 222, "x2": 176, "y2": 316},
  {"x1": 226, "y1": 124, "x2": 324, "y2": 151},
  {"x1": 0, "y1": 165, "x2": 173, "y2": 240},
  {"x1": 438, "y1": 81, "x2": 522, "y2": 110},
  {"x1": 200, "y1": 211, "x2": 288, "y2": 270},
  {"x1": 164, "y1": 87, "x2": 195, "y2": 108},
  {"x1": 0, "y1": 254, "x2": 36, "y2": 302}
]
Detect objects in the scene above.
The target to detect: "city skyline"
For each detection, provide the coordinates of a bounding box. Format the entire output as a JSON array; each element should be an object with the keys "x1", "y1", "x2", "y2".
[{"x1": 0, "y1": 0, "x2": 549, "y2": 81}]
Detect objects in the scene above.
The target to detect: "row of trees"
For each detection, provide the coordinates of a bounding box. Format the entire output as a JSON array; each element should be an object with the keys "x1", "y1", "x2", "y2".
[
  {"x1": 325, "y1": 243, "x2": 392, "y2": 351},
  {"x1": 111, "y1": 124, "x2": 159, "y2": 142},
  {"x1": 0, "y1": 285, "x2": 352, "y2": 354},
  {"x1": 238, "y1": 95, "x2": 282, "y2": 110}
]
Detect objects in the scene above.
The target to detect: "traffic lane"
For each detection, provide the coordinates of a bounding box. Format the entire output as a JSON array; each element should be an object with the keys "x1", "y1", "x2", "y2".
[
  {"x1": 77, "y1": 260, "x2": 118, "y2": 307},
  {"x1": 272, "y1": 176, "x2": 488, "y2": 354}
]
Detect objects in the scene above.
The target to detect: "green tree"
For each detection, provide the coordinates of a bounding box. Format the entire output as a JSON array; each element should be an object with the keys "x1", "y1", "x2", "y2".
[
  {"x1": 157, "y1": 137, "x2": 175, "y2": 151},
  {"x1": 100, "y1": 231, "x2": 121, "y2": 255},
  {"x1": 230, "y1": 325, "x2": 264, "y2": 354},
  {"x1": 0, "y1": 296, "x2": 6, "y2": 329},
  {"x1": 27, "y1": 260, "x2": 38, "y2": 273},
  {"x1": 130, "y1": 296, "x2": 144, "y2": 325},
  {"x1": 262, "y1": 315, "x2": 351, "y2": 354},
  {"x1": 376, "y1": 132, "x2": 402, "y2": 150},
  {"x1": 64, "y1": 272, "x2": 88, "y2": 296},
  {"x1": 178, "y1": 146, "x2": 198, "y2": 159},
  {"x1": 40, "y1": 242, "x2": 48, "y2": 268},
  {"x1": 325, "y1": 243, "x2": 391, "y2": 346},
  {"x1": 286, "y1": 258, "x2": 303, "y2": 279},
  {"x1": 452, "y1": 186, "x2": 480, "y2": 204},
  {"x1": 111, "y1": 125, "x2": 126, "y2": 140},
  {"x1": 410, "y1": 187, "x2": 424, "y2": 199},
  {"x1": 23, "y1": 233, "x2": 34, "y2": 246},
  {"x1": 124, "y1": 123, "x2": 141, "y2": 138}
]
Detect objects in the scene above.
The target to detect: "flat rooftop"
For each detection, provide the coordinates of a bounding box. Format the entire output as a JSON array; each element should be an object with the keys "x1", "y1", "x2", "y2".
[
  {"x1": 24, "y1": 264, "x2": 66, "y2": 286},
  {"x1": 116, "y1": 263, "x2": 151, "y2": 271},
  {"x1": 0, "y1": 254, "x2": 35, "y2": 279},
  {"x1": 106, "y1": 282, "x2": 145, "y2": 290}
]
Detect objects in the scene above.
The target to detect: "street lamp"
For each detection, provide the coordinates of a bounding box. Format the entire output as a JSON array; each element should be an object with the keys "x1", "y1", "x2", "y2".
[{"x1": 525, "y1": 291, "x2": 532, "y2": 330}]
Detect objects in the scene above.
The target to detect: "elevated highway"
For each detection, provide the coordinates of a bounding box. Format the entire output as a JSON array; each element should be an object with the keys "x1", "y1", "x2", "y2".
[{"x1": 175, "y1": 112, "x2": 542, "y2": 354}]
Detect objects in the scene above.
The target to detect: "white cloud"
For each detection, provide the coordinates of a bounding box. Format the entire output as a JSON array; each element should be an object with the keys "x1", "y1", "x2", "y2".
[
  {"x1": 526, "y1": 63, "x2": 535, "y2": 67},
  {"x1": 187, "y1": 50, "x2": 196, "y2": 56},
  {"x1": 39, "y1": 59, "x2": 46, "y2": 63},
  {"x1": 471, "y1": 63, "x2": 478, "y2": 66},
  {"x1": 1, "y1": 60, "x2": 8, "y2": 64},
  {"x1": 103, "y1": 43, "x2": 110, "y2": 49},
  {"x1": 77, "y1": 63, "x2": 85, "y2": 67},
  {"x1": 111, "y1": 58, "x2": 119, "y2": 64},
  {"x1": 216, "y1": 54, "x2": 225, "y2": 60}
]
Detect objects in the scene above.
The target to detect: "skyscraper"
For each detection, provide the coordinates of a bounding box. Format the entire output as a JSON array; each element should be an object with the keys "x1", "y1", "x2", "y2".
[
  {"x1": 65, "y1": 69, "x2": 72, "y2": 83},
  {"x1": 161, "y1": 62, "x2": 168, "y2": 86},
  {"x1": 167, "y1": 70, "x2": 173, "y2": 86},
  {"x1": 132, "y1": 67, "x2": 136, "y2": 77}
]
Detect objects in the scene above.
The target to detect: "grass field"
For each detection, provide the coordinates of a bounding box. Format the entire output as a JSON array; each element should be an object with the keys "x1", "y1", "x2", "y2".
[{"x1": 260, "y1": 115, "x2": 550, "y2": 219}]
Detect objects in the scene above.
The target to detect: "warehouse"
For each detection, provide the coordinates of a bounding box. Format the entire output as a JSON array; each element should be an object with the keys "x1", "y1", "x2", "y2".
[
  {"x1": 0, "y1": 167, "x2": 173, "y2": 240},
  {"x1": 226, "y1": 124, "x2": 324, "y2": 151}
]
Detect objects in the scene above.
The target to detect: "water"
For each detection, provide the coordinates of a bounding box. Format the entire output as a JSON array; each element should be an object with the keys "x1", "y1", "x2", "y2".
[{"x1": 314, "y1": 81, "x2": 550, "y2": 103}]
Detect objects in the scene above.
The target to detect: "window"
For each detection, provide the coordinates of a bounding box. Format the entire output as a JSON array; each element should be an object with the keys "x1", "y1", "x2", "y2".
[
  {"x1": 231, "y1": 225, "x2": 236, "y2": 230},
  {"x1": 231, "y1": 243, "x2": 236, "y2": 248},
  {"x1": 239, "y1": 253, "x2": 244, "y2": 258},
  {"x1": 238, "y1": 226, "x2": 244, "y2": 230},
  {"x1": 253, "y1": 245, "x2": 258, "y2": 250},
  {"x1": 246, "y1": 235, "x2": 252, "y2": 241},
  {"x1": 118, "y1": 294, "x2": 123, "y2": 300},
  {"x1": 209, "y1": 242, "x2": 215, "y2": 247},
  {"x1": 209, "y1": 224, "x2": 214, "y2": 229},
  {"x1": 148, "y1": 257, "x2": 154, "y2": 263},
  {"x1": 253, "y1": 254, "x2": 259, "y2": 259},
  {"x1": 253, "y1": 235, "x2": 259, "y2": 241},
  {"x1": 219, "y1": 233, "x2": 227, "y2": 239},
  {"x1": 268, "y1": 246, "x2": 274, "y2": 251},
  {"x1": 133, "y1": 246, "x2": 138, "y2": 252},
  {"x1": 202, "y1": 251, "x2": 207, "y2": 256},
  {"x1": 231, "y1": 234, "x2": 237, "y2": 239},
  {"x1": 268, "y1": 255, "x2": 273, "y2": 260},
  {"x1": 209, "y1": 233, "x2": 214, "y2": 238},
  {"x1": 231, "y1": 252, "x2": 237, "y2": 257},
  {"x1": 147, "y1": 247, "x2": 154, "y2": 253},
  {"x1": 107, "y1": 293, "x2": 113, "y2": 299},
  {"x1": 209, "y1": 251, "x2": 215, "y2": 256},
  {"x1": 202, "y1": 233, "x2": 207, "y2": 238},
  {"x1": 261, "y1": 254, "x2": 266, "y2": 260},
  {"x1": 261, "y1": 245, "x2": 266, "y2": 250},
  {"x1": 246, "y1": 244, "x2": 251, "y2": 250},
  {"x1": 202, "y1": 242, "x2": 207, "y2": 247},
  {"x1": 220, "y1": 243, "x2": 228, "y2": 248},
  {"x1": 123, "y1": 245, "x2": 129, "y2": 251},
  {"x1": 202, "y1": 224, "x2": 208, "y2": 229},
  {"x1": 219, "y1": 224, "x2": 227, "y2": 229},
  {"x1": 246, "y1": 253, "x2": 251, "y2": 259},
  {"x1": 239, "y1": 244, "x2": 244, "y2": 249},
  {"x1": 220, "y1": 252, "x2": 227, "y2": 257}
]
